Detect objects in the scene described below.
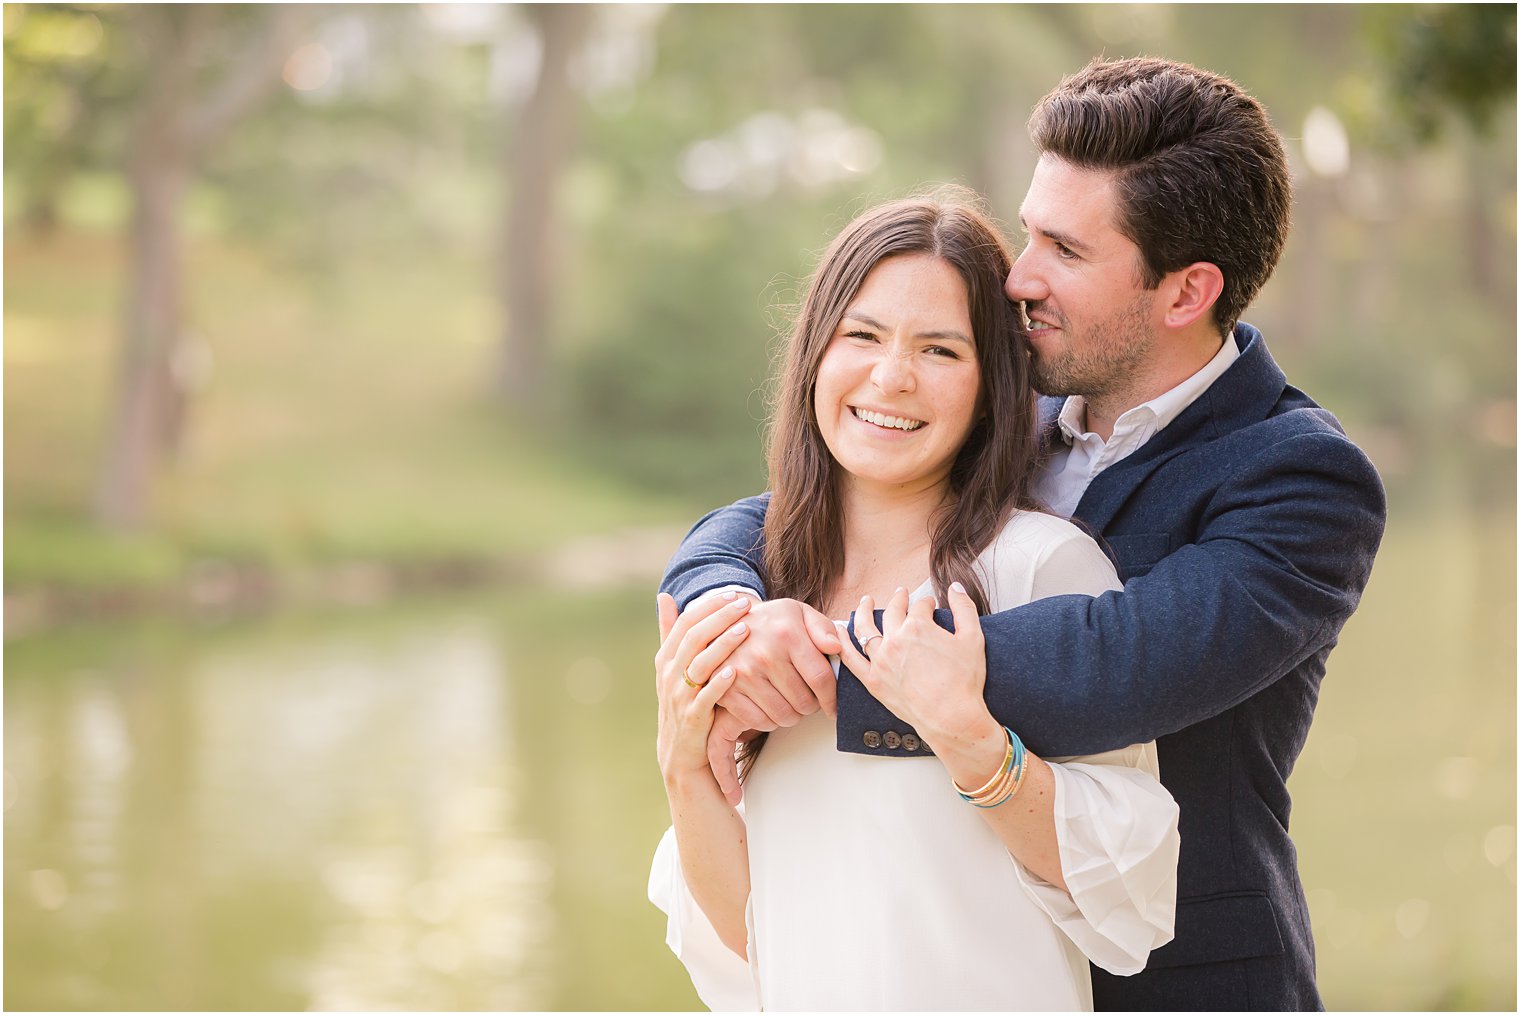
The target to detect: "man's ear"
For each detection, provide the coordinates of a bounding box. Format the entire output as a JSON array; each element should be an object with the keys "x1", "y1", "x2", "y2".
[{"x1": 1161, "y1": 262, "x2": 1225, "y2": 330}]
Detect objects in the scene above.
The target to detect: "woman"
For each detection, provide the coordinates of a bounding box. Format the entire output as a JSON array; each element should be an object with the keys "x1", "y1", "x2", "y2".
[{"x1": 649, "y1": 195, "x2": 1178, "y2": 1011}]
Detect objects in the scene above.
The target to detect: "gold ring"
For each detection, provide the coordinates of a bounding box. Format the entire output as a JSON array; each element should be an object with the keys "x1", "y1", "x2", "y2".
[{"x1": 683, "y1": 670, "x2": 700, "y2": 688}]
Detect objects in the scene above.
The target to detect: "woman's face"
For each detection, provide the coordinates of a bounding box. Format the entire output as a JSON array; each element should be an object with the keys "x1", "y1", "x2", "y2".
[{"x1": 814, "y1": 253, "x2": 982, "y2": 495}]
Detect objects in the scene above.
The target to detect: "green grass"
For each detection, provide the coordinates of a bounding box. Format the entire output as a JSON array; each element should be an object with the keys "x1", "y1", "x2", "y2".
[{"x1": 4, "y1": 229, "x2": 690, "y2": 594}]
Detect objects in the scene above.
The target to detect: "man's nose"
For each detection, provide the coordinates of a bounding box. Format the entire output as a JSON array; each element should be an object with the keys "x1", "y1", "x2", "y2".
[{"x1": 1004, "y1": 248, "x2": 1047, "y2": 303}]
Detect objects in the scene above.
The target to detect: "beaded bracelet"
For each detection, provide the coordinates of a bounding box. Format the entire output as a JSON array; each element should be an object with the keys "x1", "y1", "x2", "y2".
[{"x1": 951, "y1": 725, "x2": 1027, "y2": 809}]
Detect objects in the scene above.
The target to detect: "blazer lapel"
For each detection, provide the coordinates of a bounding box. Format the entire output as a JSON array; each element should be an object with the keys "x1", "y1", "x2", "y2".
[{"x1": 1072, "y1": 324, "x2": 1288, "y2": 533}]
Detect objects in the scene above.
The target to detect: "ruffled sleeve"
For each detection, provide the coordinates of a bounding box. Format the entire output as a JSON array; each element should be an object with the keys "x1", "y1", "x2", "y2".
[
  {"x1": 1010, "y1": 742, "x2": 1180, "y2": 975},
  {"x1": 647, "y1": 825, "x2": 760, "y2": 1011}
]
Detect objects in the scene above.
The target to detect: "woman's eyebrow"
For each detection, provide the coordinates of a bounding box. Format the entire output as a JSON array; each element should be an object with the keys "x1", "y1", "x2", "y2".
[{"x1": 843, "y1": 310, "x2": 971, "y2": 346}]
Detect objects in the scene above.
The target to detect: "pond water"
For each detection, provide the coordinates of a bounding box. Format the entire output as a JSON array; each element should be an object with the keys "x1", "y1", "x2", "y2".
[
  {"x1": 6, "y1": 587, "x2": 696, "y2": 1011},
  {"x1": 5, "y1": 510, "x2": 1515, "y2": 1009}
]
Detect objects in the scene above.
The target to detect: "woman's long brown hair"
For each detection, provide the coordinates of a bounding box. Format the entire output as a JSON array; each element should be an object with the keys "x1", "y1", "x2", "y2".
[{"x1": 741, "y1": 192, "x2": 1042, "y2": 774}]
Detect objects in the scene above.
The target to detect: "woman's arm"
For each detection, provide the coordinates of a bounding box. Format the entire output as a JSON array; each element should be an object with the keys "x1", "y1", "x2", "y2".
[
  {"x1": 840, "y1": 585, "x2": 1070, "y2": 888},
  {"x1": 654, "y1": 592, "x2": 755, "y2": 958}
]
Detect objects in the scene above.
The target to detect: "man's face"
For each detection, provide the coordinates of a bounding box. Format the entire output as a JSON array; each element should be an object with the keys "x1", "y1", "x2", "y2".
[{"x1": 1005, "y1": 155, "x2": 1162, "y2": 401}]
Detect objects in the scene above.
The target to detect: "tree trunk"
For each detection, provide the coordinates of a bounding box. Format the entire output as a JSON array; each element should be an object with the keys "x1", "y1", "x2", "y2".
[
  {"x1": 95, "y1": 155, "x2": 188, "y2": 532},
  {"x1": 497, "y1": 4, "x2": 591, "y2": 405},
  {"x1": 93, "y1": 23, "x2": 190, "y2": 533},
  {"x1": 92, "y1": 7, "x2": 297, "y2": 531}
]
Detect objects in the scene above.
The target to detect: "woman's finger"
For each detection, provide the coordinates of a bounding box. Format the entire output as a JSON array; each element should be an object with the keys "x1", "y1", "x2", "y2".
[
  {"x1": 669, "y1": 595, "x2": 751, "y2": 678},
  {"x1": 660, "y1": 591, "x2": 746, "y2": 664},
  {"x1": 657, "y1": 592, "x2": 678, "y2": 642},
  {"x1": 691, "y1": 663, "x2": 736, "y2": 712},
  {"x1": 684, "y1": 619, "x2": 751, "y2": 686},
  {"x1": 883, "y1": 585, "x2": 911, "y2": 636},
  {"x1": 947, "y1": 580, "x2": 982, "y2": 643},
  {"x1": 838, "y1": 626, "x2": 873, "y2": 687},
  {"x1": 853, "y1": 595, "x2": 883, "y2": 654}
]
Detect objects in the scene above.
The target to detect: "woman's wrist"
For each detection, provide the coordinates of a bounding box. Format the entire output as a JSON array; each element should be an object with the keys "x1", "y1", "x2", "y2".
[
  {"x1": 924, "y1": 710, "x2": 1007, "y2": 789},
  {"x1": 663, "y1": 764, "x2": 725, "y2": 801}
]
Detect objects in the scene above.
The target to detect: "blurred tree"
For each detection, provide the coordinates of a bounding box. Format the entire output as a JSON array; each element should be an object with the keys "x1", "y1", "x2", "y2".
[
  {"x1": 2, "y1": 4, "x2": 123, "y2": 235},
  {"x1": 92, "y1": 7, "x2": 303, "y2": 532},
  {"x1": 1370, "y1": 3, "x2": 1517, "y2": 143},
  {"x1": 499, "y1": 4, "x2": 591, "y2": 406}
]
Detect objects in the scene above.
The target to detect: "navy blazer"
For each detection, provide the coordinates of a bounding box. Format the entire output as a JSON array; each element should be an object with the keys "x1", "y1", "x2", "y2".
[{"x1": 660, "y1": 324, "x2": 1387, "y2": 1011}]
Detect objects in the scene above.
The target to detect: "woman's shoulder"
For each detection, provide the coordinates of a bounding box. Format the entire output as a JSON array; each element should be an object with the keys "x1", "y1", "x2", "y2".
[
  {"x1": 986, "y1": 508, "x2": 1100, "y2": 555},
  {"x1": 978, "y1": 510, "x2": 1120, "y2": 607}
]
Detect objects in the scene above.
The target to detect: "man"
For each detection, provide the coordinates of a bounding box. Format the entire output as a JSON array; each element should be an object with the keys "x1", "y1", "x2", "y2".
[{"x1": 661, "y1": 57, "x2": 1385, "y2": 1010}]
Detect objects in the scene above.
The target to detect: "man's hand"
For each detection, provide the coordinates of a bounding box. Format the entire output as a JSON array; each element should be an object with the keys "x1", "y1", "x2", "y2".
[
  {"x1": 711, "y1": 597, "x2": 842, "y2": 728},
  {"x1": 700, "y1": 597, "x2": 842, "y2": 803}
]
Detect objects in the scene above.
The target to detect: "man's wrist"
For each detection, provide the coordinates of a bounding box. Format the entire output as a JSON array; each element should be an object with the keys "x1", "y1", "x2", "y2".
[{"x1": 693, "y1": 585, "x2": 763, "y2": 607}]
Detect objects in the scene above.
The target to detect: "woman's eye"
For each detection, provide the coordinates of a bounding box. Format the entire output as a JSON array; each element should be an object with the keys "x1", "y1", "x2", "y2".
[
  {"x1": 926, "y1": 346, "x2": 961, "y2": 359},
  {"x1": 844, "y1": 330, "x2": 878, "y2": 342}
]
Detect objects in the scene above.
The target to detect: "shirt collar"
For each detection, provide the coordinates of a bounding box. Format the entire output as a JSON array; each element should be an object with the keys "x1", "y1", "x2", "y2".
[{"x1": 1053, "y1": 336, "x2": 1239, "y2": 445}]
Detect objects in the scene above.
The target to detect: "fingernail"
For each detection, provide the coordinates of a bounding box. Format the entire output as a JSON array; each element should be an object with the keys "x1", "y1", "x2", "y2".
[
  {"x1": 722, "y1": 590, "x2": 738, "y2": 600},
  {"x1": 731, "y1": 597, "x2": 750, "y2": 610},
  {"x1": 717, "y1": 666, "x2": 734, "y2": 680},
  {"x1": 951, "y1": 581, "x2": 965, "y2": 593},
  {"x1": 731, "y1": 623, "x2": 747, "y2": 635}
]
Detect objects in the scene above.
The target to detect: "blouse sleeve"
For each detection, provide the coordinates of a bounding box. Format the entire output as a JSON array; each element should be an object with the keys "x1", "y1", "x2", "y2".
[
  {"x1": 998, "y1": 519, "x2": 1180, "y2": 974},
  {"x1": 647, "y1": 825, "x2": 760, "y2": 1011},
  {"x1": 1010, "y1": 742, "x2": 1180, "y2": 975}
]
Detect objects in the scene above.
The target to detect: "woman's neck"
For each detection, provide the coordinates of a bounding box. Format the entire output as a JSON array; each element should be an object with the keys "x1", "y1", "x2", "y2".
[{"x1": 828, "y1": 476, "x2": 950, "y2": 616}]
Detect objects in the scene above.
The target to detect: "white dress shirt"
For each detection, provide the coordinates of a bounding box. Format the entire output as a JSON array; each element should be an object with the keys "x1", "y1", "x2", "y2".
[{"x1": 1034, "y1": 337, "x2": 1239, "y2": 519}]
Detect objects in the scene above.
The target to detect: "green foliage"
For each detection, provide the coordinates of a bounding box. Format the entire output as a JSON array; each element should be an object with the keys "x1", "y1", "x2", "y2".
[{"x1": 1370, "y1": 4, "x2": 1518, "y2": 143}]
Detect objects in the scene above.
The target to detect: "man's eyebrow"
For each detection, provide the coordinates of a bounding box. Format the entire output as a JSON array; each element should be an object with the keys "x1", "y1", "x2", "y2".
[
  {"x1": 842, "y1": 310, "x2": 972, "y2": 347},
  {"x1": 1018, "y1": 215, "x2": 1094, "y2": 255}
]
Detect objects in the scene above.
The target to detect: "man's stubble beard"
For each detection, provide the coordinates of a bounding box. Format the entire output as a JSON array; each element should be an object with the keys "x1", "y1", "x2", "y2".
[{"x1": 1028, "y1": 296, "x2": 1155, "y2": 403}]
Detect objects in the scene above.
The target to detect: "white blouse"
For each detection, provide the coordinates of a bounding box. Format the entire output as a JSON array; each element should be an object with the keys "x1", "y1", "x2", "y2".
[{"x1": 649, "y1": 510, "x2": 1179, "y2": 1011}]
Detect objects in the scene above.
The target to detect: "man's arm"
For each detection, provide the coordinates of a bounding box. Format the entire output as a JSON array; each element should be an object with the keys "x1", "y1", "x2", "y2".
[
  {"x1": 661, "y1": 493, "x2": 771, "y2": 607},
  {"x1": 838, "y1": 427, "x2": 1387, "y2": 757},
  {"x1": 662, "y1": 429, "x2": 1386, "y2": 762},
  {"x1": 660, "y1": 492, "x2": 839, "y2": 751}
]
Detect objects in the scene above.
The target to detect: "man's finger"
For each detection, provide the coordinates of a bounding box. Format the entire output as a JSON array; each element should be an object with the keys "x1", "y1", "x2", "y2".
[
  {"x1": 707, "y1": 714, "x2": 744, "y2": 804},
  {"x1": 719, "y1": 690, "x2": 775, "y2": 732},
  {"x1": 802, "y1": 605, "x2": 843, "y2": 655},
  {"x1": 793, "y1": 648, "x2": 838, "y2": 718},
  {"x1": 947, "y1": 580, "x2": 981, "y2": 642}
]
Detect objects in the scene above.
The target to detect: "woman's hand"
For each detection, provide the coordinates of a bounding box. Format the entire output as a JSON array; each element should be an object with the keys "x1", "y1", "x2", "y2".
[
  {"x1": 655, "y1": 591, "x2": 751, "y2": 788},
  {"x1": 837, "y1": 582, "x2": 1000, "y2": 753}
]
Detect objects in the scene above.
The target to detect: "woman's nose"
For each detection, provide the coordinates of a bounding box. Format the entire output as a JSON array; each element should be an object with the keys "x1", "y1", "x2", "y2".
[{"x1": 871, "y1": 348, "x2": 915, "y2": 393}]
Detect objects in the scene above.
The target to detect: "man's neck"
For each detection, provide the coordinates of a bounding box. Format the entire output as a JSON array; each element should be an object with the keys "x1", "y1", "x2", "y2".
[{"x1": 1082, "y1": 330, "x2": 1229, "y2": 440}]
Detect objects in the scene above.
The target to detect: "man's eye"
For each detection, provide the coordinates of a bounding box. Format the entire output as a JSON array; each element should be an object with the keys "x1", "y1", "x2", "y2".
[{"x1": 1055, "y1": 243, "x2": 1078, "y2": 260}]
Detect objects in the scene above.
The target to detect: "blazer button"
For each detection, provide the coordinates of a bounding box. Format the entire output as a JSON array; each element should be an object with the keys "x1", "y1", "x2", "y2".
[
  {"x1": 883, "y1": 731, "x2": 901, "y2": 749},
  {"x1": 901, "y1": 734, "x2": 920, "y2": 752},
  {"x1": 863, "y1": 730, "x2": 882, "y2": 749}
]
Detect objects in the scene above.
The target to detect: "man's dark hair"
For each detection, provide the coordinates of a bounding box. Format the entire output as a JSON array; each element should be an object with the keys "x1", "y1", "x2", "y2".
[{"x1": 1029, "y1": 57, "x2": 1292, "y2": 333}]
